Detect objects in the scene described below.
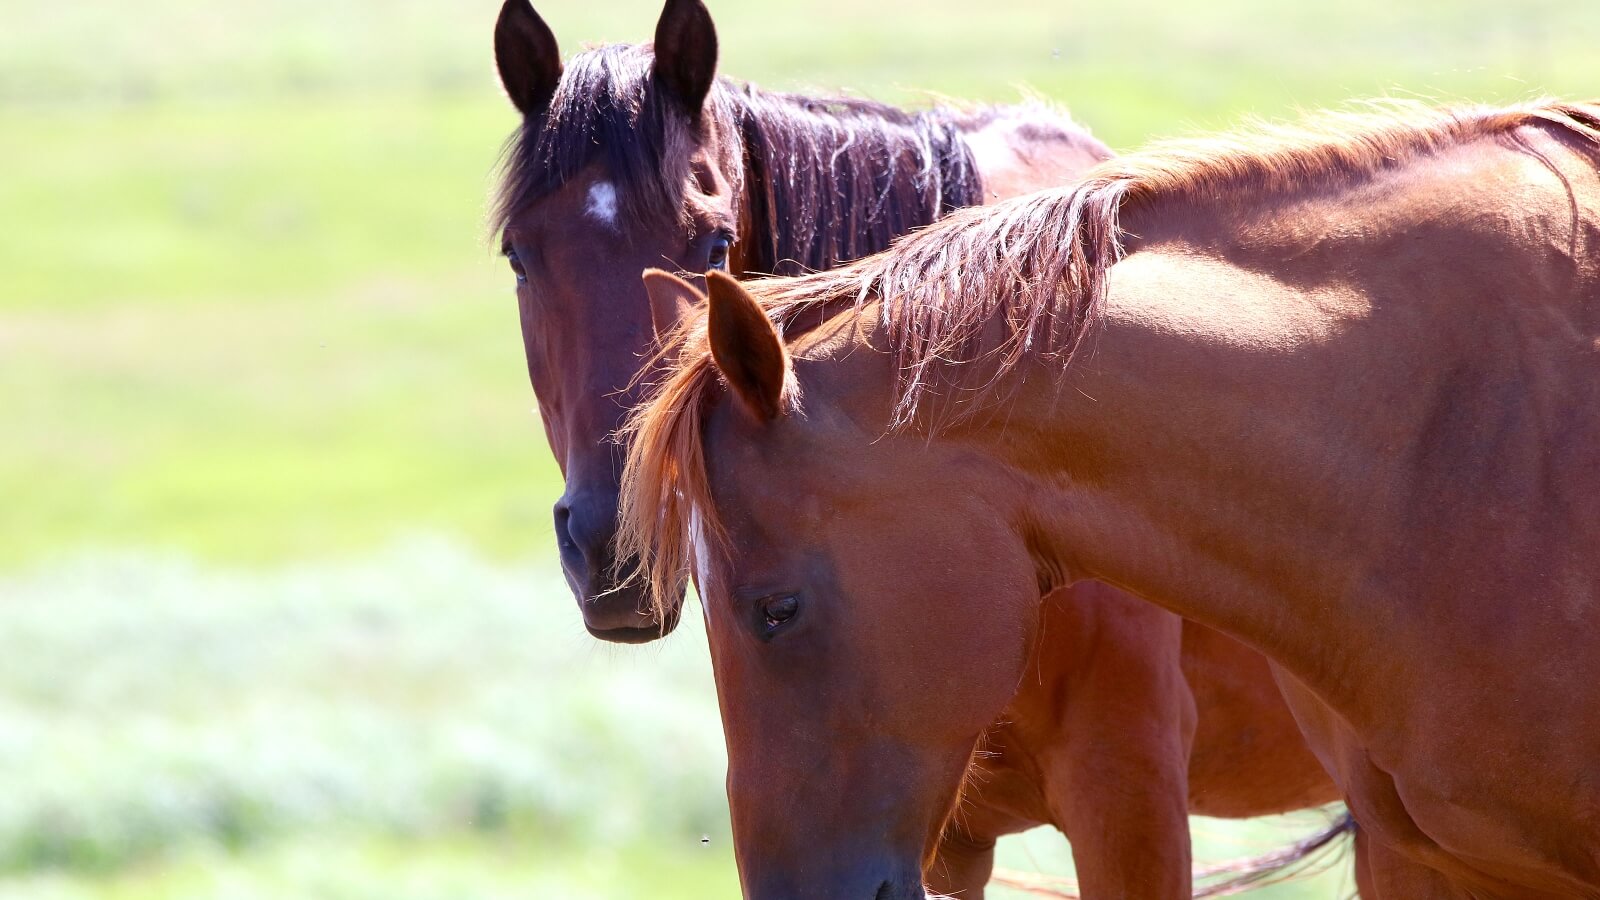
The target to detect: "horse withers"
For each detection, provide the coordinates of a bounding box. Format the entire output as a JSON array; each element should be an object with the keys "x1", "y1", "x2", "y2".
[
  {"x1": 491, "y1": 0, "x2": 1107, "y2": 641},
  {"x1": 621, "y1": 101, "x2": 1600, "y2": 897}
]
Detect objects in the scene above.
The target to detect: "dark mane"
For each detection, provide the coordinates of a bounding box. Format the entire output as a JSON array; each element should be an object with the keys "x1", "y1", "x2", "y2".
[
  {"x1": 491, "y1": 42, "x2": 1098, "y2": 274},
  {"x1": 732, "y1": 89, "x2": 982, "y2": 275}
]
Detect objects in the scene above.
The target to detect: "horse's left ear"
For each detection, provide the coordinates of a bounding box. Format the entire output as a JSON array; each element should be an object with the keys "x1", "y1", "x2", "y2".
[
  {"x1": 641, "y1": 268, "x2": 704, "y2": 342},
  {"x1": 653, "y1": 0, "x2": 718, "y2": 119},
  {"x1": 706, "y1": 271, "x2": 787, "y2": 423}
]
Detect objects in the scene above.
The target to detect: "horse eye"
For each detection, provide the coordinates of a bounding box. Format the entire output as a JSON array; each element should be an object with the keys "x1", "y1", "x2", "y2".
[
  {"x1": 506, "y1": 248, "x2": 527, "y2": 285},
  {"x1": 759, "y1": 594, "x2": 799, "y2": 634},
  {"x1": 707, "y1": 234, "x2": 732, "y2": 272}
]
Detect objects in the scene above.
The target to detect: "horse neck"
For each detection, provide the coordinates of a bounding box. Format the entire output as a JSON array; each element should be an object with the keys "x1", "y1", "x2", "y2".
[{"x1": 961, "y1": 131, "x2": 1600, "y2": 721}]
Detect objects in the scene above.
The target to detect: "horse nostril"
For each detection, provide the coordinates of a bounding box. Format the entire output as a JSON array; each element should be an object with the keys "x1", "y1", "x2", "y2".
[
  {"x1": 553, "y1": 503, "x2": 577, "y2": 554},
  {"x1": 554, "y1": 499, "x2": 619, "y2": 575}
]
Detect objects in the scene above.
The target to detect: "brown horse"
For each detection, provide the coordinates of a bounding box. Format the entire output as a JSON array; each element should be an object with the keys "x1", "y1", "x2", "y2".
[
  {"x1": 495, "y1": 2, "x2": 1351, "y2": 894},
  {"x1": 491, "y1": 0, "x2": 1107, "y2": 642},
  {"x1": 621, "y1": 99, "x2": 1600, "y2": 898}
]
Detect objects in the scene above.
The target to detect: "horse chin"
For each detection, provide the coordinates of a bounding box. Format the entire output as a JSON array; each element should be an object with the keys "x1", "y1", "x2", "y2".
[
  {"x1": 579, "y1": 580, "x2": 684, "y2": 644},
  {"x1": 739, "y1": 849, "x2": 933, "y2": 900},
  {"x1": 884, "y1": 883, "x2": 932, "y2": 900}
]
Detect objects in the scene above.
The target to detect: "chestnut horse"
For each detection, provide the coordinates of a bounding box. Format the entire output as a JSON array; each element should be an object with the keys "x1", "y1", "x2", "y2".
[
  {"x1": 491, "y1": 0, "x2": 1107, "y2": 642},
  {"x1": 621, "y1": 100, "x2": 1600, "y2": 898}
]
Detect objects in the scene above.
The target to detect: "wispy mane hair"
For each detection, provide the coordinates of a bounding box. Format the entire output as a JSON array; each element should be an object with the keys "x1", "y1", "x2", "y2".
[{"x1": 618, "y1": 97, "x2": 1600, "y2": 613}]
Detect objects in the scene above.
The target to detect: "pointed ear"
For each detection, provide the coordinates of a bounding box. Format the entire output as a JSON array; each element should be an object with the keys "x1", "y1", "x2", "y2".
[
  {"x1": 706, "y1": 271, "x2": 787, "y2": 423},
  {"x1": 495, "y1": 0, "x2": 561, "y2": 117},
  {"x1": 653, "y1": 0, "x2": 718, "y2": 119},
  {"x1": 641, "y1": 269, "x2": 705, "y2": 342}
]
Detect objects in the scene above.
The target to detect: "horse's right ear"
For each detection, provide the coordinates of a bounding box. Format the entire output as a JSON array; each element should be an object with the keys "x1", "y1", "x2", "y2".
[
  {"x1": 641, "y1": 268, "x2": 704, "y2": 342},
  {"x1": 494, "y1": 0, "x2": 561, "y2": 117},
  {"x1": 705, "y1": 271, "x2": 787, "y2": 423}
]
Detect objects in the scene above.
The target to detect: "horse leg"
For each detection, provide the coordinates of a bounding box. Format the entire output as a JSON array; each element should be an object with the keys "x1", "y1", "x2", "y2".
[
  {"x1": 1032, "y1": 586, "x2": 1196, "y2": 899},
  {"x1": 1050, "y1": 745, "x2": 1192, "y2": 899},
  {"x1": 924, "y1": 824, "x2": 997, "y2": 899},
  {"x1": 1354, "y1": 820, "x2": 1378, "y2": 898}
]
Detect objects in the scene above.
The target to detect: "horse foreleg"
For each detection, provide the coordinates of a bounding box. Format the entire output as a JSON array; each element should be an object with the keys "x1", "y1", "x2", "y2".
[
  {"x1": 1036, "y1": 592, "x2": 1196, "y2": 899},
  {"x1": 1354, "y1": 820, "x2": 1377, "y2": 898},
  {"x1": 1051, "y1": 749, "x2": 1193, "y2": 899}
]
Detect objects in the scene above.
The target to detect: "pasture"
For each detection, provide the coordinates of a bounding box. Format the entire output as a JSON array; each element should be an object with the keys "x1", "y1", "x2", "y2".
[{"x1": 3, "y1": 0, "x2": 1595, "y2": 896}]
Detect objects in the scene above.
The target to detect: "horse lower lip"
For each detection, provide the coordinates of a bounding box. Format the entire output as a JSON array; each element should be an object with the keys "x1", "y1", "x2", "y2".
[{"x1": 584, "y1": 622, "x2": 662, "y2": 645}]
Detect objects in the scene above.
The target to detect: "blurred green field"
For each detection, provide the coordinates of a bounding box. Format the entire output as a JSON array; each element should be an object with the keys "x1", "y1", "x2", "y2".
[
  {"x1": 3, "y1": 0, "x2": 1595, "y2": 896},
  {"x1": 0, "y1": 546, "x2": 1355, "y2": 899}
]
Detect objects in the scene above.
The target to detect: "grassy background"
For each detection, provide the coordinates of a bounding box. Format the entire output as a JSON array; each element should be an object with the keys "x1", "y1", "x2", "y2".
[{"x1": 3, "y1": 0, "x2": 1594, "y2": 896}]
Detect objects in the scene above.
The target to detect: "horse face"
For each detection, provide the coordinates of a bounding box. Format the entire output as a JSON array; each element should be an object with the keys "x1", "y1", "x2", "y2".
[
  {"x1": 500, "y1": 160, "x2": 737, "y2": 641},
  {"x1": 495, "y1": 0, "x2": 737, "y2": 641},
  {"x1": 693, "y1": 362, "x2": 1042, "y2": 898}
]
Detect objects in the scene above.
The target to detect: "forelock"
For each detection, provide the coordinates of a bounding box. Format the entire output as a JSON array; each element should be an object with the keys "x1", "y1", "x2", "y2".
[{"x1": 492, "y1": 42, "x2": 742, "y2": 236}]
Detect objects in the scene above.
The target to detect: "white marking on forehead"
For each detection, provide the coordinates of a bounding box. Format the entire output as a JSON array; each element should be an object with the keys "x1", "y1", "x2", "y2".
[{"x1": 586, "y1": 181, "x2": 620, "y2": 229}]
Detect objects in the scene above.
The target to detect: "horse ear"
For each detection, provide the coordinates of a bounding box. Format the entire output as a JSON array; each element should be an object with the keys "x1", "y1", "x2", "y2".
[
  {"x1": 494, "y1": 0, "x2": 562, "y2": 117},
  {"x1": 706, "y1": 271, "x2": 787, "y2": 423},
  {"x1": 641, "y1": 268, "x2": 705, "y2": 342},
  {"x1": 653, "y1": 0, "x2": 718, "y2": 119}
]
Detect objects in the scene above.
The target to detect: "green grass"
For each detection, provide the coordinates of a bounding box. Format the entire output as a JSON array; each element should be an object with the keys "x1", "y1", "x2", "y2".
[
  {"x1": 3, "y1": 834, "x2": 737, "y2": 900},
  {"x1": 0, "y1": 100, "x2": 554, "y2": 565},
  {"x1": 0, "y1": 546, "x2": 737, "y2": 896},
  {"x1": 4, "y1": 0, "x2": 1597, "y2": 894},
  {"x1": 0, "y1": 547, "x2": 728, "y2": 866}
]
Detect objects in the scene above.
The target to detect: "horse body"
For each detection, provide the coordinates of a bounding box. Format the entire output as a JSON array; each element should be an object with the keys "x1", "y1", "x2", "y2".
[
  {"x1": 1016, "y1": 117, "x2": 1600, "y2": 895},
  {"x1": 621, "y1": 101, "x2": 1600, "y2": 897},
  {"x1": 1039, "y1": 124, "x2": 1600, "y2": 894}
]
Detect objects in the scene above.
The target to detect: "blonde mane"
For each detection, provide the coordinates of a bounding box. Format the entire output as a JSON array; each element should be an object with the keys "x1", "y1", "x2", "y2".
[{"x1": 618, "y1": 98, "x2": 1600, "y2": 613}]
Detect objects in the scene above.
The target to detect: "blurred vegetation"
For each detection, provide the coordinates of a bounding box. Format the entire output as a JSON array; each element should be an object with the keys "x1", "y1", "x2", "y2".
[
  {"x1": 3, "y1": 0, "x2": 1595, "y2": 895},
  {"x1": 0, "y1": 544, "x2": 1355, "y2": 899},
  {"x1": 0, "y1": 545, "x2": 739, "y2": 898}
]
